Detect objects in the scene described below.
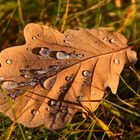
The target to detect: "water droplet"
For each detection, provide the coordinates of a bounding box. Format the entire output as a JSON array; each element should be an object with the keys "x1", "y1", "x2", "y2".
[
  {"x1": 28, "y1": 81, "x2": 36, "y2": 86},
  {"x1": 24, "y1": 74, "x2": 32, "y2": 79},
  {"x1": 26, "y1": 47, "x2": 31, "y2": 51},
  {"x1": 8, "y1": 93, "x2": 16, "y2": 99},
  {"x1": 19, "y1": 70, "x2": 27, "y2": 73},
  {"x1": 60, "y1": 86, "x2": 68, "y2": 93},
  {"x1": 2, "y1": 81, "x2": 18, "y2": 90},
  {"x1": 43, "y1": 78, "x2": 55, "y2": 90},
  {"x1": 65, "y1": 76, "x2": 73, "y2": 82},
  {"x1": 26, "y1": 65, "x2": 31, "y2": 69},
  {"x1": 48, "y1": 65, "x2": 60, "y2": 71},
  {"x1": 19, "y1": 82, "x2": 26, "y2": 87},
  {"x1": 65, "y1": 35, "x2": 68, "y2": 38},
  {"x1": 36, "y1": 70, "x2": 46, "y2": 74},
  {"x1": 46, "y1": 107, "x2": 51, "y2": 111},
  {"x1": 50, "y1": 100, "x2": 60, "y2": 108},
  {"x1": 6, "y1": 59, "x2": 12, "y2": 64},
  {"x1": 32, "y1": 36, "x2": 37, "y2": 40},
  {"x1": 77, "y1": 54, "x2": 85, "y2": 58},
  {"x1": 37, "y1": 34, "x2": 41, "y2": 37},
  {"x1": 82, "y1": 70, "x2": 92, "y2": 77},
  {"x1": 50, "y1": 100, "x2": 56, "y2": 106},
  {"x1": 31, "y1": 109, "x2": 39, "y2": 115},
  {"x1": 103, "y1": 38, "x2": 107, "y2": 41},
  {"x1": 56, "y1": 51, "x2": 70, "y2": 60},
  {"x1": 109, "y1": 38, "x2": 115, "y2": 43},
  {"x1": 113, "y1": 58, "x2": 120, "y2": 64},
  {"x1": 61, "y1": 109, "x2": 68, "y2": 114},
  {"x1": 63, "y1": 40, "x2": 68, "y2": 43},
  {"x1": 39, "y1": 48, "x2": 50, "y2": 57},
  {"x1": 0, "y1": 76, "x2": 5, "y2": 81},
  {"x1": 77, "y1": 96, "x2": 83, "y2": 101}
]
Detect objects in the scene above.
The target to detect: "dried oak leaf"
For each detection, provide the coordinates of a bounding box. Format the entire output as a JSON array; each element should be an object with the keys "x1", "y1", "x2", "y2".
[{"x1": 0, "y1": 23, "x2": 137, "y2": 130}]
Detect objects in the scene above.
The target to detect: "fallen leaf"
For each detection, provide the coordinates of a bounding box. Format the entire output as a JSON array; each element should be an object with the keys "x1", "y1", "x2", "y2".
[{"x1": 0, "y1": 23, "x2": 137, "y2": 130}]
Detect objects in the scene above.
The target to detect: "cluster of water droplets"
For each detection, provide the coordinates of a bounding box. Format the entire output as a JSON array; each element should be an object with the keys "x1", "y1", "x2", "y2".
[{"x1": 38, "y1": 47, "x2": 85, "y2": 60}]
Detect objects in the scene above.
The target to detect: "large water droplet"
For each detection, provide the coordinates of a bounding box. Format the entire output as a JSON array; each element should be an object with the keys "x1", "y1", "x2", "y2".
[
  {"x1": 39, "y1": 48, "x2": 50, "y2": 57},
  {"x1": 113, "y1": 58, "x2": 120, "y2": 65},
  {"x1": 43, "y1": 78, "x2": 55, "y2": 90},
  {"x1": 6, "y1": 59, "x2": 12, "y2": 64},
  {"x1": 56, "y1": 51, "x2": 70, "y2": 60},
  {"x1": 2, "y1": 81, "x2": 18, "y2": 90},
  {"x1": 82, "y1": 70, "x2": 92, "y2": 77}
]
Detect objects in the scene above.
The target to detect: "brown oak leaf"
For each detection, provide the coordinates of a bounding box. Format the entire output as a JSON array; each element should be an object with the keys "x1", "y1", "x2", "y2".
[{"x1": 0, "y1": 23, "x2": 137, "y2": 130}]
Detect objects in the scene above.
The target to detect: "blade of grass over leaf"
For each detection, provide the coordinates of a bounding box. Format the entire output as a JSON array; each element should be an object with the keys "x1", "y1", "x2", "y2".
[
  {"x1": 6, "y1": 121, "x2": 16, "y2": 140},
  {"x1": 92, "y1": 114, "x2": 114, "y2": 138},
  {"x1": 101, "y1": 116, "x2": 115, "y2": 140}
]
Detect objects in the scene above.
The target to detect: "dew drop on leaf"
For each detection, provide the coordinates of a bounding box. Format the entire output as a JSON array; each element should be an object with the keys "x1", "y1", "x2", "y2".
[
  {"x1": 109, "y1": 38, "x2": 115, "y2": 43},
  {"x1": 61, "y1": 109, "x2": 68, "y2": 114},
  {"x1": 39, "y1": 48, "x2": 50, "y2": 57},
  {"x1": 113, "y1": 58, "x2": 120, "y2": 64},
  {"x1": 2, "y1": 81, "x2": 18, "y2": 90},
  {"x1": 65, "y1": 76, "x2": 73, "y2": 82},
  {"x1": 31, "y1": 109, "x2": 39, "y2": 115},
  {"x1": 32, "y1": 36, "x2": 37, "y2": 40},
  {"x1": 103, "y1": 38, "x2": 108, "y2": 41},
  {"x1": 77, "y1": 96, "x2": 83, "y2": 101},
  {"x1": 56, "y1": 51, "x2": 70, "y2": 60},
  {"x1": 6, "y1": 59, "x2": 12, "y2": 64},
  {"x1": 82, "y1": 70, "x2": 92, "y2": 77}
]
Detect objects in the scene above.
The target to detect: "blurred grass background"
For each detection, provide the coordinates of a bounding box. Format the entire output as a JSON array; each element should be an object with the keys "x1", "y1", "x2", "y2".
[{"x1": 0, "y1": 0, "x2": 140, "y2": 139}]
